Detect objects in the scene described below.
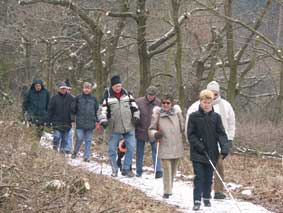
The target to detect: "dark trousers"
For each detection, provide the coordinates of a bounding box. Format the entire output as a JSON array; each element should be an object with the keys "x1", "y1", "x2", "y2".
[{"x1": 192, "y1": 161, "x2": 214, "y2": 203}]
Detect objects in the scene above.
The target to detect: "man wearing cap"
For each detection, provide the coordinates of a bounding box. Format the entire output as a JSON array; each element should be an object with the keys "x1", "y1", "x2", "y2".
[
  {"x1": 98, "y1": 75, "x2": 140, "y2": 177},
  {"x1": 48, "y1": 81, "x2": 75, "y2": 153},
  {"x1": 185, "y1": 81, "x2": 235, "y2": 199},
  {"x1": 22, "y1": 79, "x2": 50, "y2": 137},
  {"x1": 135, "y1": 85, "x2": 163, "y2": 178}
]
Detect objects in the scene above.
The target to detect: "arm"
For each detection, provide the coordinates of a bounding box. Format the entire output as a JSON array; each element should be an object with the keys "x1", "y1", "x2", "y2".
[
  {"x1": 148, "y1": 106, "x2": 160, "y2": 142},
  {"x1": 227, "y1": 102, "x2": 236, "y2": 140},
  {"x1": 185, "y1": 101, "x2": 200, "y2": 141},
  {"x1": 187, "y1": 115, "x2": 205, "y2": 153},
  {"x1": 47, "y1": 96, "x2": 55, "y2": 123},
  {"x1": 128, "y1": 93, "x2": 140, "y2": 119},
  {"x1": 216, "y1": 114, "x2": 229, "y2": 156}
]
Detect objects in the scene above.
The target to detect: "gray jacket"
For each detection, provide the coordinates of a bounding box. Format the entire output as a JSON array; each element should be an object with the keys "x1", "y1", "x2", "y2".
[
  {"x1": 74, "y1": 93, "x2": 99, "y2": 130},
  {"x1": 98, "y1": 88, "x2": 140, "y2": 133}
]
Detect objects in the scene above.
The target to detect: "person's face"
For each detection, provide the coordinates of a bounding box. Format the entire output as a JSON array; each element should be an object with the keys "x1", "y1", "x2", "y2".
[
  {"x1": 83, "y1": 86, "x2": 92, "y2": 95},
  {"x1": 66, "y1": 88, "x2": 71, "y2": 94},
  {"x1": 162, "y1": 99, "x2": 172, "y2": 112},
  {"x1": 34, "y1": 84, "x2": 42, "y2": 92},
  {"x1": 146, "y1": 94, "x2": 155, "y2": 102},
  {"x1": 112, "y1": 83, "x2": 122, "y2": 93},
  {"x1": 200, "y1": 98, "x2": 213, "y2": 112},
  {"x1": 211, "y1": 90, "x2": 219, "y2": 100},
  {"x1": 59, "y1": 87, "x2": 67, "y2": 95}
]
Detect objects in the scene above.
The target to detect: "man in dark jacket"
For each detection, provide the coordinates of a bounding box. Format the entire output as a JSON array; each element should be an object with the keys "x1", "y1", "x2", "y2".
[
  {"x1": 22, "y1": 79, "x2": 50, "y2": 137},
  {"x1": 135, "y1": 85, "x2": 162, "y2": 178},
  {"x1": 71, "y1": 82, "x2": 99, "y2": 162},
  {"x1": 48, "y1": 81, "x2": 75, "y2": 153},
  {"x1": 98, "y1": 75, "x2": 140, "y2": 177},
  {"x1": 187, "y1": 89, "x2": 229, "y2": 211}
]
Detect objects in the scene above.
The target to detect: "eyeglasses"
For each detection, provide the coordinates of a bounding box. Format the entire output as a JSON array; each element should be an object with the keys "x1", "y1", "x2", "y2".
[{"x1": 162, "y1": 101, "x2": 171, "y2": 105}]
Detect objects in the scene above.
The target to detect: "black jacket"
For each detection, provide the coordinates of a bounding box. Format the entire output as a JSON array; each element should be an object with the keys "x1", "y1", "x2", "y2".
[
  {"x1": 48, "y1": 92, "x2": 75, "y2": 132},
  {"x1": 22, "y1": 80, "x2": 50, "y2": 123},
  {"x1": 187, "y1": 107, "x2": 229, "y2": 164},
  {"x1": 74, "y1": 93, "x2": 99, "y2": 130}
]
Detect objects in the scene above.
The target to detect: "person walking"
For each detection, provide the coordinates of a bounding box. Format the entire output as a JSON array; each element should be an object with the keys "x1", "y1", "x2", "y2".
[
  {"x1": 148, "y1": 93, "x2": 184, "y2": 199},
  {"x1": 98, "y1": 75, "x2": 140, "y2": 177},
  {"x1": 48, "y1": 81, "x2": 75, "y2": 153},
  {"x1": 22, "y1": 79, "x2": 50, "y2": 137},
  {"x1": 135, "y1": 85, "x2": 163, "y2": 178},
  {"x1": 71, "y1": 82, "x2": 99, "y2": 162},
  {"x1": 187, "y1": 89, "x2": 230, "y2": 210},
  {"x1": 185, "y1": 81, "x2": 235, "y2": 200}
]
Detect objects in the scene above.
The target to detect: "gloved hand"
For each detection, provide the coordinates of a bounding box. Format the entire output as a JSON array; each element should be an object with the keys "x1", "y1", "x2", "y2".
[
  {"x1": 221, "y1": 153, "x2": 228, "y2": 159},
  {"x1": 131, "y1": 117, "x2": 140, "y2": 127},
  {"x1": 100, "y1": 121, "x2": 108, "y2": 129},
  {"x1": 154, "y1": 132, "x2": 163, "y2": 140}
]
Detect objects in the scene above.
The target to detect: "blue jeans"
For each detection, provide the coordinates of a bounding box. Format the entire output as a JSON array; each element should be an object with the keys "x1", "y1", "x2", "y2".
[
  {"x1": 108, "y1": 131, "x2": 136, "y2": 173},
  {"x1": 136, "y1": 140, "x2": 161, "y2": 175},
  {"x1": 53, "y1": 130, "x2": 69, "y2": 152},
  {"x1": 74, "y1": 129, "x2": 94, "y2": 159},
  {"x1": 64, "y1": 129, "x2": 73, "y2": 152},
  {"x1": 192, "y1": 161, "x2": 214, "y2": 202}
]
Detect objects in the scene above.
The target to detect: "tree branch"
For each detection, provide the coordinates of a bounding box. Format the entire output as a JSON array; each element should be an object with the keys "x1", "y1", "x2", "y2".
[{"x1": 148, "y1": 40, "x2": 176, "y2": 58}]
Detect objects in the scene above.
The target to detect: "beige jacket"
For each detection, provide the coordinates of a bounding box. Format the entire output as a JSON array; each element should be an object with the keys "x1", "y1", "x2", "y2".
[{"x1": 148, "y1": 105, "x2": 184, "y2": 159}]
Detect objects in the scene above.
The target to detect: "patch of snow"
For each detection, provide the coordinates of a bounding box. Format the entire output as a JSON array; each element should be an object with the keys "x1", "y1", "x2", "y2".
[
  {"x1": 241, "y1": 189, "x2": 252, "y2": 197},
  {"x1": 40, "y1": 133, "x2": 271, "y2": 213}
]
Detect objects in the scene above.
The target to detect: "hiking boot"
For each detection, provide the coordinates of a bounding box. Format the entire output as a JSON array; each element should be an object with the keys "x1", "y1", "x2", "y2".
[
  {"x1": 136, "y1": 173, "x2": 142, "y2": 177},
  {"x1": 192, "y1": 201, "x2": 201, "y2": 211},
  {"x1": 83, "y1": 158, "x2": 90, "y2": 162},
  {"x1": 121, "y1": 169, "x2": 135, "y2": 177},
  {"x1": 203, "y1": 199, "x2": 211, "y2": 207},
  {"x1": 155, "y1": 171, "x2": 163, "y2": 179},
  {"x1": 111, "y1": 171, "x2": 118, "y2": 177},
  {"x1": 214, "y1": 192, "x2": 226, "y2": 199},
  {"x1": 71, "y1": 153, "x2": 77, "y2": 159},
  {"x1": 65, "y1": 150, "x2": 71, "y2": 155},
  {"x1": 162, "y1": 193, "x2": 170, "y2": 199}
]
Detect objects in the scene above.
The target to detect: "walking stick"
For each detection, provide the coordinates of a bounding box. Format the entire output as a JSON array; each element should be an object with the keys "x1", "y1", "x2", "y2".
[
  {"x1": 100, "y1": 128, "x2": 106, "y2": 175},
  {"x1": 154, "y1": 139, "x2": 160, "y2": 179},
  {"x1": 204, "y1": 151, "x2": 242, "y2": 212}
]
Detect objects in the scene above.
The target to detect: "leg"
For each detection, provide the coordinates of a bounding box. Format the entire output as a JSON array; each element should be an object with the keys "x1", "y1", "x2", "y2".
[
  {"x1": 136, "y1": 140, "x2": 145, "y2": 176},
  {"x1": 170, "y1": 158, "x2": 180, "y2": 193},
  {"x1": 108, "y1": 133, "x2": 122, "y2": 174},
  {"x1": 203, "y1": 163, "x2": 214, "y2": 206},
  {"x1": 60, "y1": 131, "x2": 69, "y2": 153},
  {"x1": 150, "y1": 141, "x2": 162, "y2": 173},
  {"x1": 52, "y1": 130, "x2": 61, "y2": 151},
  {"x1": 83, "y1": 129, "x2": 94, "y2": 160},
  {"x1": 192, "y1": 161, "x2": 205, "y2": 204},
  {"x1": 65, "y1": 128, "x2": 73, "y2": 153},
  {"x1": 214, "y1": 156, "x2": 225, "y2": 199},
  {"x1": 123, "y1": 131, "x2": 136, "y2": 171},
  {"x1": 161, "y1": 159, "x2": 172, "y2": 197},
  {"x1": 73, "y1": 129, "x2": 84, "y2": 155}
]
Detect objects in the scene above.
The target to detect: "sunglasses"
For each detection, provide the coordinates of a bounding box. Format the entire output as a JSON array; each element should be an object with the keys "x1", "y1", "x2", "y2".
[{"x1": 162, "y1": 101, "x2": 171, "y2": 105}]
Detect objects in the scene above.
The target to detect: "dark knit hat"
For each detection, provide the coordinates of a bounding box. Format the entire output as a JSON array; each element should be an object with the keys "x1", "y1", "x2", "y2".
[
  {"x1": 57, "y1": 81, "x2": 67, "y2": 89},
  {"x1": 146, "y1": 85, "x2": 158, "y2": 96},
  {"x1": 111, "y1": 75, "x2": 121, "y2": 86},
  {"x1": 65, "y1": 79, "x2": 72, "y2": 88}
]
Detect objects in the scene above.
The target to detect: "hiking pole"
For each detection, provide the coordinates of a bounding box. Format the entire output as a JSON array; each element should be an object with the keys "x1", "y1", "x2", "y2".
[
  {"x1": 154, "y1": 139, "x2": 160, "y2": 179},
  {"x1": 204, "y1": 151, "x2": 242, "y2": 213},
  {"x1": 100, "y1": 128, "x2": 106, "y2": 175}
]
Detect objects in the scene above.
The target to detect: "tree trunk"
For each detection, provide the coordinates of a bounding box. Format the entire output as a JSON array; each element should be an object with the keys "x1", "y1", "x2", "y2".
[
  {"x1": 224, "y1": 0, "x2": 237, "y2": 107},
  {"x1": 274, "y1": 62, "x2": 283, "y2": 124}
]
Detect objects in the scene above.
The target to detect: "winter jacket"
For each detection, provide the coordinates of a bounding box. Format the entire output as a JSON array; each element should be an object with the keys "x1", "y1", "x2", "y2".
[
  {"x1": 98, "y1": 88, "x2": 140, "y2": 134},
  {"x1": 148, "y1": 106, "x2": 184, "y2": 159},
  {"x1": 135, "y1": 96, "x2": 161, "y2": 141},
  {"x1": 187, "y1": 106, "x2": 229, "y2": 165},
  {"x1": 74, "y1": 93, "x2": 99, "y2": 130},
  {"x1": 185, "y1": 97, "x2": 235, "y2": 141},
  {"x1": 22, "y1": 79, "x2": 50, "y2": 124},
  {"x1": 48, "y1": 92, "x2": 75, "y2": 132}
]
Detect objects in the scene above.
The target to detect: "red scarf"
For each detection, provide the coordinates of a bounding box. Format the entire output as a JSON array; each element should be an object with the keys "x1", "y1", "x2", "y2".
[{"x1": 114, "y1": 91, "x2": 122, "y2": 100}]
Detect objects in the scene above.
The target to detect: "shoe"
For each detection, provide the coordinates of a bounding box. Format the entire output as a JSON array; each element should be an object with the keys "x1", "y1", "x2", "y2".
[
  {"x1": 53, "y1": 146, "x2": 58, "y2": 151},
  {"x1": 155, "y1": 171, "x2": 163, "y2": 179},
  {"x1": 136, "y1": 173, "x2": 142, "y2": 177},
  {"x1": 111, "y1": 172, "x2": 118, "y2": 177},
  {"x1": 192, "y1": 201, "x2": 201, "y2": 211},
  {"x1": 203, "y1": 199, "x2": 211, "y2": 207},
  {"x1": 83, "y1": 158, "x2": 90, "y2": 162},
  {"x1": 121, "y1": 169, "x2": 135, "y2": 177},
  {"x1": 65, "y1": 150, "x2": 71, "y2": 155},
  {"x1": 71, "y1": 153, "x2": 77, "y2": 159},
  {"x1": 214, "y1": 192, "x2": 226, "y2": 199},
  {"x1": 162, "y1": 194, "x2": 170, "y2": 199}
]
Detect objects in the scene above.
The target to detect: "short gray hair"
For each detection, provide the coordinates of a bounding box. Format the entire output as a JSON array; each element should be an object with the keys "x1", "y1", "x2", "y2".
[{"x1": 83, "y1": 82, "x2": 92, "y2": 88}]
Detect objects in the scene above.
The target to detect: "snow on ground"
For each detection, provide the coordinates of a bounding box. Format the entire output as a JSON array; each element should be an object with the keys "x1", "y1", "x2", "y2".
[{"x1": 40, "y1": 133, "x2": 271, "y2": 213}]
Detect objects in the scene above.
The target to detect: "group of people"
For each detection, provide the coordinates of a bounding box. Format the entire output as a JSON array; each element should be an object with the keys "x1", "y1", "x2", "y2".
[{"x1": 22, "y1": 75, "x2": 235, "y2": 211}]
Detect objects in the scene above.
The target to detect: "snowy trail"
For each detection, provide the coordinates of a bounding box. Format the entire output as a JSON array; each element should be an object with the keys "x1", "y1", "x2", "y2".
[{"x1": 41, "y1": 133, "x2": 271, "y2": 213}]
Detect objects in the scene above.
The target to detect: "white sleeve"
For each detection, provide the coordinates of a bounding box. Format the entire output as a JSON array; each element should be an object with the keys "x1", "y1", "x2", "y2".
[{"x1": 226, "y1": 102, "x2": 236, "y2": 140}]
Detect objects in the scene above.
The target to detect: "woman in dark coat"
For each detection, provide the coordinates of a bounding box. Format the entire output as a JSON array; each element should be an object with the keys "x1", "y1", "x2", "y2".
[{"x1": 187, "y1": 89, "x2": 229, "y2": 211}]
